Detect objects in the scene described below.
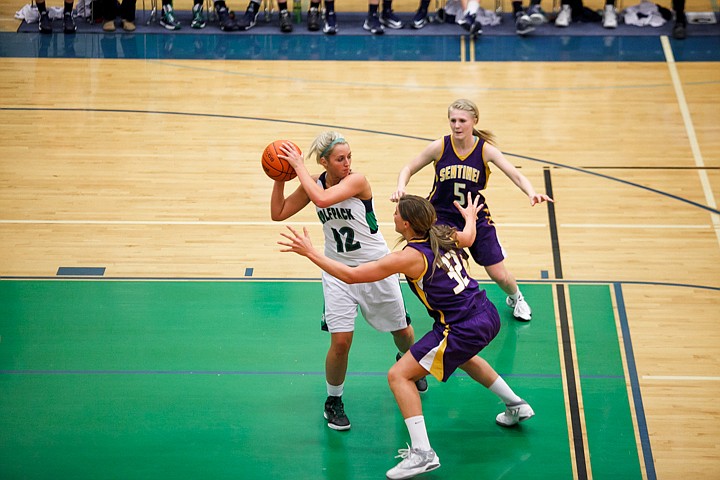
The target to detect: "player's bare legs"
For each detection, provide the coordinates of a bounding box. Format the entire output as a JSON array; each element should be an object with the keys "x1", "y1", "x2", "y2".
[
  {"x1": 485, "y1": 261, "x2": 532, "y2": 321},
  {"x1": 324, "y1": 331, "x2": 353, "y2": 430},
  {"x1": 326, "y1": 331, "x2": 353, "y2": 385},
  {"x1": 391, "y1": 325, "x2": 428, "y2": 393},
  {"x1": 388, "y1": 354, "x2": 427, "y2": 418},
  {"x1": 391, "y1": 325, "x2": 414, "y2": 353}
]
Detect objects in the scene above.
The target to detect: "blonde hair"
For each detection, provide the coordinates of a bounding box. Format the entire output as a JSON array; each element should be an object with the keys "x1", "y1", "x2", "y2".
[
  {"x1": 307, "y1": 131, "x2": 348, "y2": 164},
  {"x1": 448, "y1": 99, "x2": 496, "y2": 145}
]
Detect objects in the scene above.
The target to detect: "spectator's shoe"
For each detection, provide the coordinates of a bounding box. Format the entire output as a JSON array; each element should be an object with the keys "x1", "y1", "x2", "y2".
[
  {"x1": 191, "y1": 3, "x2": 207, "y2": 28},
  {"x1": 122, "y1": 19, "x2": 136, "y2": 31},
  {"x1": 459, "y1": 11, "x2": 474, "y2": 31},
  {"x1": 39, "y1": 11, "x2": 53, "y2": 33},
  {"x1": 278, "y1": 9, "x2": 293, "y2": 32},
  {"x1": 160, "y1": 4, "x2": 181, "y2": 30},
  {"x1": 672, "y1": 18, "x2": 687, "y2": 39},
  {"x1": 554, "y1": 4, "x2": 571, "y2": 27},
  {"x1": 396, "y1": 353, "x2": 428, "y2": 393},
  {"x1": 103, "y1": 19, "x2": 116, "y2": 31},
  {"x1": 602, "y1": 4, "x2": 617, "y2": 28},
  {"x1": 63, "y1": 13, "x2": 77, "y2": 33},
  {"x1": 216, "y1": 6, "x2": 239, "y2": 31},
  {"x1": 323, "y1": 396, "x2": 351, "y2": 431},
  {"x1": 411, "y1": 8, "x2": 428, "y2": 29},
  {"x1": 323, "y1": 11, "x2": 337, "y2": 34},
  {"x1": 466, "y1": 13, "x2": 482, "y2": 36},
  {"x1": 380, "y1": 9, "x2": 404, "y2": 29},
  {"x1": 506, "y1": 293, "x2": 532, "y2": 321},
  {"x1": 515, "y1": 12, "x2": 534, "y2": 35},
  {"x1": 237, "y1": 3, "x2": 260, "y2": 30},
  {"x1": 307, "y1": 6, "x2": 320, "y2": 31},
  {"x1": 496, "y1": 400, "x2": 535, "y2": 427},
  {"x1": 527, "y1": 4, "x2": 547, "y2": 24},
  {"x1": 386, "y1": 446, "x2": 441, "y2": 480},
  {"x1": 363, "y1": 13, "x2": 384, "y2": 34}
]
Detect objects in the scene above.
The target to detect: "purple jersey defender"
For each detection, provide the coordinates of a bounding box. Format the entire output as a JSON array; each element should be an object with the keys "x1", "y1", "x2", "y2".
[
  {"x1": 428, "y1": 135, "x2": 505, "y2": 267},
  {"x1": 404, "y1": 239, "x2": 501, "y2": 382}
]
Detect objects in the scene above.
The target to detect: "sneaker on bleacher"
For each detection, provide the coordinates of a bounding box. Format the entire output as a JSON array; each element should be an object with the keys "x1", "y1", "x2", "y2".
[
  {"x1": 215, "y1": 5, "x2": 239, "y2": 31},
  {"x1": 323, "y1": 11, "x2": 337, "y2": 34},
  {"x1": 63, "y1": 12, "x2": 77, "y2": 33},
  {"x1": 380, "y1": 9, "x2": 404, "y2": 29},
  {"x1": 307, "y1": 6, "x2": 321, "y2": 31},
  {"x1": 527, "y1": 4, "x2": 547, "y2": 24},
  {"x1": 602, "y1": 4, "x2": 617, "y2": 28},
  {"x1": 363, "y1": 13, "x2": 384, "y2": 34},
  {"x1": 160, "y1": 4, "x2": 181, "y2": 30},
  {"x1": 555, "y1": 4, "x2": 571, "y2": 27},
  {"x1": 515, "y1": 11, "x2": 534, "y2": 35},
  {"x1": 191, "y1": 3, "x2": 206, "y2": 29},
  {"x1": 411, "y1": 8, "x2": 428, "y2": 29},
  {"x1": 279, "y1": 9, "x2": 293, "y2": 32},
  {"x1": 237, "y1": 3, "x2": 260, "y2": 30},
  {"x1": 39, "y1": 11, "x2": 53, "y2": 33}
]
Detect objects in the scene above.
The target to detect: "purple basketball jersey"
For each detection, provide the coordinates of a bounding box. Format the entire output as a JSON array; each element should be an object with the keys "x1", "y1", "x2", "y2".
[
  {"x1": 428, "y1": 135, "x2": 490, "y2": 224},
  {"x1": 404, "y1": 239, "x2": 500, "y2": 382},
  {"x1": 404, "y1": 239, "x2": 485, "y2": 325},
  {"x1": 427, "y1": 135, "x2": 505, "y2": 267}
]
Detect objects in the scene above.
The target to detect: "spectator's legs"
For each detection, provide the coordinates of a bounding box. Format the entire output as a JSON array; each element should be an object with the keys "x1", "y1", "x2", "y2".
[{"x1": 672, "y1": 0, "x2": 687, "y2": 39}]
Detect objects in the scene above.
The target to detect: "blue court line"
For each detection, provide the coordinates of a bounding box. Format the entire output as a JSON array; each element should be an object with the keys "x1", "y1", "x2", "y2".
[
  {"x1": 614, "y1": 282, "x2": 657, "y2": 480},
  {"x1": 56, "y1": 267, "x2": 106, "y2": 276},
  {"x1": 2, "y1": 106, "x2": 718, "y2": 216}
]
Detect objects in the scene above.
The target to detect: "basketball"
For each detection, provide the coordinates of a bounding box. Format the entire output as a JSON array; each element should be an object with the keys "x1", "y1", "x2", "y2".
[{"x1": 262, "y1": 140, "x2": 301, "y2": 182}]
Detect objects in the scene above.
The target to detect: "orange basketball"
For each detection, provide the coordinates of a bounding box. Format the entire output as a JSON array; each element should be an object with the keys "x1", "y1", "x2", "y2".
[{"x1": 261, "y1": 140, "x2": 300, "y2": 182}]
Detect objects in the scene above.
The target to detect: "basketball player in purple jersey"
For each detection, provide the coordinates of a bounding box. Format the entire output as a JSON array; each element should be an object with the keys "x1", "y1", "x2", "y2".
[
  {"x1": 279, "y1": 194, "x2": 534, "y2": 480},
  {"x1": 391, "y1": 98, "x2": 553, "y2": 322}
]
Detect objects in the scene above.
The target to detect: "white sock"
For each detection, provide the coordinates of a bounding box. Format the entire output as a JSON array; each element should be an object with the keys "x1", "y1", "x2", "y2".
[
  {"x1": 464, "y1": 0, "x2": 479, "y2": 15},
  {"x1": 489, "y1": 376, "x2": 522, "y2": 405},
  {"x1": 327, "y1": 382, "x2": 344, "y2": 397},
  {"x1": 509, "y1": 290, "x2": 521, "y2": 302},
  {"x1": 405, "y1": 415, "x2": 432, "y2": 451}
]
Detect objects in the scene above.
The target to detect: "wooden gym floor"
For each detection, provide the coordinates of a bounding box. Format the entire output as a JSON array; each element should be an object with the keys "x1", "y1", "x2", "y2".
[{"x1": 1, "y1": 1, "x2": 719, "y2": 479}]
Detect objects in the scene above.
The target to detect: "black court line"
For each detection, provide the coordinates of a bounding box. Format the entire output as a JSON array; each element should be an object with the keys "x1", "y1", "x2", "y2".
[
  {"x1": 544, "y1": 167, "x2": 589, "y2": 480},
  {"x1": 3, "y1": 106, "x2": 717, "y2": 216}
]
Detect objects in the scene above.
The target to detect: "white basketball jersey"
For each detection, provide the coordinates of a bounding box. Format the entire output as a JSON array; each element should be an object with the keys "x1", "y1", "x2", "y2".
[{"x1": 316, "y1": 173, "x2": 390, "y2": 266}]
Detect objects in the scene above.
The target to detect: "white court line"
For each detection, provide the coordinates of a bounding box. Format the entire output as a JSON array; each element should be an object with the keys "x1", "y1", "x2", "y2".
[
  {"x1": 661, "y1": 36, "x2": 720, "y2": 248},
  {"x1": 0, "y1": 220, "x2": 547, "y2": 227},
  {"x1": 643, "y1": 375, "x2": 720, "y2": 381},
  {"x1": 562, "y1": 224, "x2": 710, "y2": 229}
]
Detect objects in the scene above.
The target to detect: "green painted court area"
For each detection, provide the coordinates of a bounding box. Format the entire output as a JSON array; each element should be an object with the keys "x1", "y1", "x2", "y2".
[{"x1": 0, "y1": 280, "x2": 642, "y2": 480}]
